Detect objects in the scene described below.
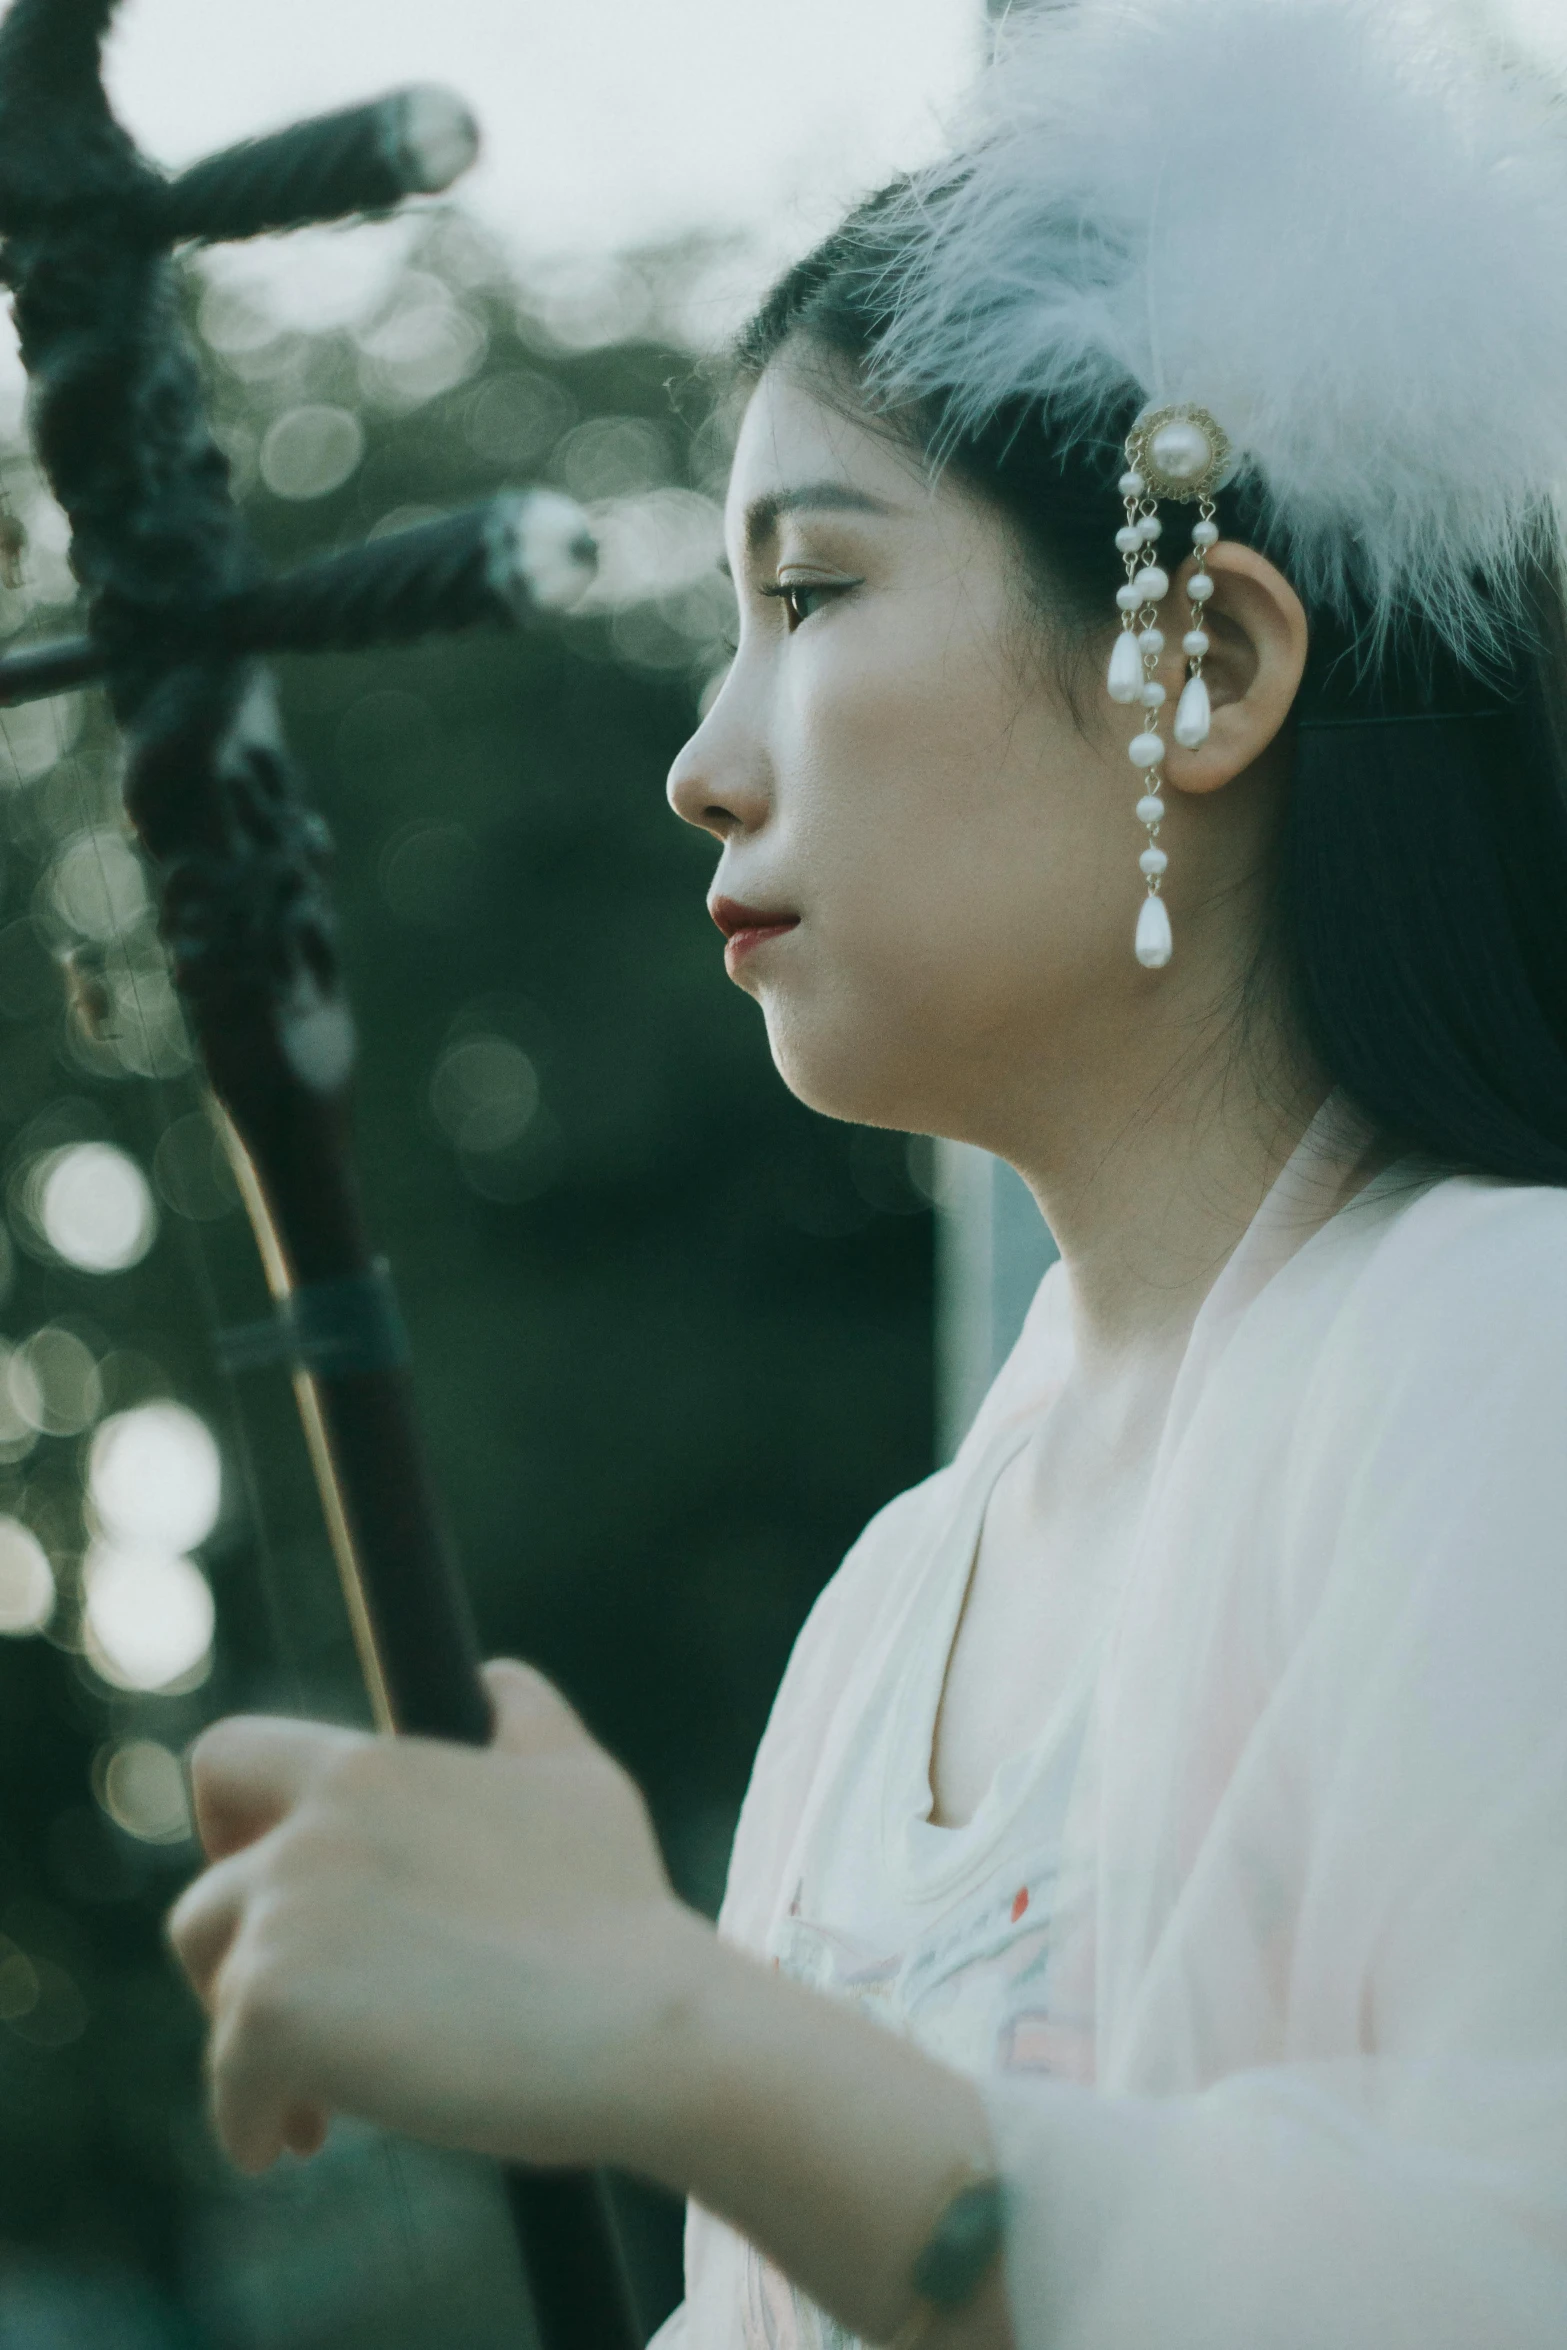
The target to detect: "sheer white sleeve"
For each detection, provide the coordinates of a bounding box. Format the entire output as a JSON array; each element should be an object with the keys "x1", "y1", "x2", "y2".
[{"x1": 987, "y1": 1180, "x2": 1567, "y2": 2349}]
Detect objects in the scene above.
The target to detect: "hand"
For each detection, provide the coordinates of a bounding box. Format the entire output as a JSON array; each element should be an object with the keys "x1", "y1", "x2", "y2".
[{"x1": 168, "y1": 1660, "x2": 710, "y2": 2176}]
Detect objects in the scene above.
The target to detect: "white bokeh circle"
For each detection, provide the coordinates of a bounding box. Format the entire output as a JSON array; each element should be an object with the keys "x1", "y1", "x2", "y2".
[
  {"x1": 260, "y1": 403, "x2": 364, "y2": 499},
  {"x1": 0, "y1": 1518, "x2": 53, "y2": 1635},
  {"x1": 100, "y1": 1739, "x2": 194, "y2": 1843},
  {"x1": 82, "y1": 1544, "x2": 214, "y2": 1694},
  {"x1": 38, "y1": 1144, "x2": 157, "y2": 1273},
  {"x1": 89, "y1": 1402, "x2": 222, "y2": 1553}
]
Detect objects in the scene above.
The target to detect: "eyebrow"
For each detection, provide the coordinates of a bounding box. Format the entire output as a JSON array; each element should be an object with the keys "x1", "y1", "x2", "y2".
[{"x1": 717, "y1": 482, "x2": 897, "y2": 576}]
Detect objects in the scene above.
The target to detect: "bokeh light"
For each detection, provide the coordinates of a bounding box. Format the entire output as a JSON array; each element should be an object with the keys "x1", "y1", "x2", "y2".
[
  {"x1": 366, "y1": 501, "x2": 443, "y2": 541},
  {"x1": 379, "y1": 822, "x2": 479, "y2": 927},
  {"x1": 198, "y1": 277, "x2": 278, "y2": 357},
  {"x1": 259, "y1": 402, "x2": 364, "y2": 499},
  {"x1": 581, "y1": 488, "x2": 726, "y2": 626},
  {"x1": 0, "y1": 689, "x2": 79, "y2": 785},
  {"x1": 556, "y1": 414, "x2": 672, "y2": 503},
  {"x1": 89, "y1": 1402, "x2": 222, "y2": 1553},
  {"x1": 430, "y1": 1034, "x2": 540, "y2": 1154},
  {"x1": 0, "y1": 1941, "x2": 87, "y2": 2047},
  {"x1": 97, "y1": 1739, "x2": 193, "y2": 1845},
  {"x1": 82, "y1": 1545, "x2": 214, "y2": 1694},
  {"x1": 106, "y1": 953, "x2": 194, "y2": 1080},
  {"x1": 37, "y1": 1143, "x2": 157, "y2": 1272},
  {"x1": 10, "y1": 1328, "x2": 101, "y2": 1436},
  {"x1": 355, "y1": 272, "x2": 487, "y2": 410},
  {"x1": 463, "y1": 368, "x2": 575, "y2": 469},
  {"x1": 570, "y1": 468, "x2": 738, "y2": 671},
  {"x1": 0, "y1": 1952, "x2": 87, "y2": 2048},
  {"x1": 48, "y1": 829, "x2": 149, "y2": 942},
  {"x1": 152, "y1": 1113, "x2": 239, "y2": 1222},
  {"x1": 0, "y1": 1943, "x2": 38, "y2": 2022},
  {"x1": 0, "y1": 1348, "x2": 36, "y2": 1467},
  {"x1": 0, "y1": 1520, "x2": 53, "y2": 1636}
]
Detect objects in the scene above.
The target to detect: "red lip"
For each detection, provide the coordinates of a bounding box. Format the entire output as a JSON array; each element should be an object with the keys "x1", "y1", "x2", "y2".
[{"x1": 709, "y1": 895, "x2": 800, "y2": 975}]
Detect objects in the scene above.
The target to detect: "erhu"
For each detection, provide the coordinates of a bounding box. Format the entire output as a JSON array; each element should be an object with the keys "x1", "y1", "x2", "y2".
[{"x1": 0, "y1": 1, "x2": 644, "y2": 2341}]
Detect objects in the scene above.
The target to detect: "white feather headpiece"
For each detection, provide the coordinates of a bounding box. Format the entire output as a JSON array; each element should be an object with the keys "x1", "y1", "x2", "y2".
[{"x1": 872, "y1": 0, "x2": 1567, "y2": 669}]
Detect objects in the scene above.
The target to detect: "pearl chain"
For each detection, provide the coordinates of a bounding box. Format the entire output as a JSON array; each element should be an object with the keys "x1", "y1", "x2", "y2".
[
  {"x1": 1110, "y1": 457, "x2": 1177, "y2": 970},
  {"x1": 1105, "y1": 406, "x2": 1229, "y2": 970}
]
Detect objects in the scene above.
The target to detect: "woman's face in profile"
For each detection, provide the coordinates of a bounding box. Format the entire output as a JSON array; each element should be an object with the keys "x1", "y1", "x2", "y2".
[{"x1": 667, "y1": 360, "x2": 1146, "y2": 1145}]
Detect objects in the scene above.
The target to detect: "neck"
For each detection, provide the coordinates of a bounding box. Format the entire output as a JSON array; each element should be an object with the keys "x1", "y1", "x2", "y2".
[{"x1": 992, "y1": 984, "x2": 1327, "y2": 1387}]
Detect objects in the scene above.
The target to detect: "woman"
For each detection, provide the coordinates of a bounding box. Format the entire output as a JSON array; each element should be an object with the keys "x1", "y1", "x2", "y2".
[{"x1": 169, "y1": 4, "x2": 1567, "y2": 2345}]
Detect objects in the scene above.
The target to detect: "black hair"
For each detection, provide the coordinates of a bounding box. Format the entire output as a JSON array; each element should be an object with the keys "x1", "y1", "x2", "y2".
[{"x1": 733, "y1": 198, "x2": 1567, "y2": 1187}]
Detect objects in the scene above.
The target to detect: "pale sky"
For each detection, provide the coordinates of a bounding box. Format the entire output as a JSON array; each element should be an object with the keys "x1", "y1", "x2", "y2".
[
  {"x1": 104, "y1": 1, "x2": 983, "y2": 276},
  {"x1": 4, "y1": 0, "x2": 1560, "y2": 367},
  {"x1": 91, "y1": 0, "x2": 1567, "y2": 330}
]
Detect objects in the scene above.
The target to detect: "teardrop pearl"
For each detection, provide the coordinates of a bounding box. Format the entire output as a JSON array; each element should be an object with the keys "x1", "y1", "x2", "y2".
[
  {"x1": 1174, "y1": 673, "x2": 1212, "y2": 749},
  {"x1": 1106, "y1": 632, "x2": 1143, "y2": 705},
  {"x1": 1135, "y1": 894, "x2": 1174, "y2": 969}
]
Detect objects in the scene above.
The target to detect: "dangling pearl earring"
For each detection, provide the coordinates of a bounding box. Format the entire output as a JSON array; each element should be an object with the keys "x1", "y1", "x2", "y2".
[
  {"x1": 1109, "y1": 461, "x2": 1174, "y2": 969},
  {"x1": 1176, "y1": 510, "x2": 1219, "y2": 750},
  {"x1": 1106, "y1": 404, "x2": 1233, "y2": 971}
]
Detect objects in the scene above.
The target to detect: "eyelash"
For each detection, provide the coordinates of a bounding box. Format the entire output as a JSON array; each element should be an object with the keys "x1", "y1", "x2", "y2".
[
  {"x1": 714, "y1": 577, "x2": 857, "y2": 656},
  {"x1": 759, "y1": 579, "x2": 845, "y2": 631}
]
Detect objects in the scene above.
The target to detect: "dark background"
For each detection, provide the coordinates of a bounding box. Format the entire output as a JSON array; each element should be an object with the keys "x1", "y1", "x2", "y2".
[{"x1": 0, "y1": 214, "x2": 934, "y2": 2346}]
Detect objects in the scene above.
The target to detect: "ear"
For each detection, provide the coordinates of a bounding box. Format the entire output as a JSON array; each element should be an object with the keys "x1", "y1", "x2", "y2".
[{"x1": 1160, "y1": 541, "x2": 1308, "y2": 799}]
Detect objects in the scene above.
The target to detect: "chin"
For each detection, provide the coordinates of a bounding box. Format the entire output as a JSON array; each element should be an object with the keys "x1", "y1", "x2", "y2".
[{"x1": 760, "y1": 996, "x2": 942, "y2": 1133}]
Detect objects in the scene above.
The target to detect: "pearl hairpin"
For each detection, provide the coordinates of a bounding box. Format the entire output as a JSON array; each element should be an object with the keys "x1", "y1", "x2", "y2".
[{"x1": 1105, "y1": 404, "x2": 1232, "y2": 970}]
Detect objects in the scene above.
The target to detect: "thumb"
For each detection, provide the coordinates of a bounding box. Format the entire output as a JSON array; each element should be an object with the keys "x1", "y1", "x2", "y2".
[{"x1": 482, "y1": 1658, "x2": 585, "y2": 1758}]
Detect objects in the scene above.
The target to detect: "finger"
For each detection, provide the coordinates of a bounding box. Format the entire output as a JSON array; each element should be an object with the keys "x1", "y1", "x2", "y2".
[
  {"x1": 210, "y1": 1999, "x2": 296, "y2": 2177},
  {"x1": 167, "y1": 1848, "x2": 256, "y2": 2012},
  {"x1": 483, "y1": 1657, "x2": 586, "y2": 1757},
  {"x1": 207, "y1": 1933, "x2": 321, "y2": 2177},
  {"x1": 188, "y1": 1715, "x2": 368, "y2": 1861}
]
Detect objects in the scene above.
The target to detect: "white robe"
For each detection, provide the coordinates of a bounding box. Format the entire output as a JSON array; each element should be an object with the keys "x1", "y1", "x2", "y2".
[{"x1": 659, "y1": 1107, "x2": 1567, "y2": 2347}]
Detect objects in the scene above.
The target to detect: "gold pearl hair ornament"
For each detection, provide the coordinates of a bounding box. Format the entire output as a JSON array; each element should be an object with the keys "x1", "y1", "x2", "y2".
[{"x1": 1108, "y1": 406, "x2": 1230, "y2": 969}]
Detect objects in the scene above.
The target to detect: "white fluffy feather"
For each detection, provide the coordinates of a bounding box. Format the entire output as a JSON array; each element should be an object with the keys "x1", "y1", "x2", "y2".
[{"x1": 873, "y1": 0, "x2": 1567, "y2": 665}]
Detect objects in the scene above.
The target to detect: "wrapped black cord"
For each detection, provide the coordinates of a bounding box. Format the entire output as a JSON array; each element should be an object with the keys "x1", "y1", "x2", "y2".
[
  {"x1": 0, "y1": 494, "x2": 597, "y2": 702},
  {"x1": 156, "y1": 86, "x2": 480, "y2": 245},
  {"x1": 213, "y1": 493, "x2": 597, "y2": 653}
]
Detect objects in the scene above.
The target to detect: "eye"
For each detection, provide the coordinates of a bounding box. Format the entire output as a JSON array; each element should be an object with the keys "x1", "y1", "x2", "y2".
[{"x1": 760, "y1": 578, "x2": 850, "y2": 632}]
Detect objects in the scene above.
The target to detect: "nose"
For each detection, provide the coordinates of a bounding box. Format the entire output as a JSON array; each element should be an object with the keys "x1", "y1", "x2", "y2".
[{"x1": 666, "y1": 675, "x2": 772, "y2": 842}]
